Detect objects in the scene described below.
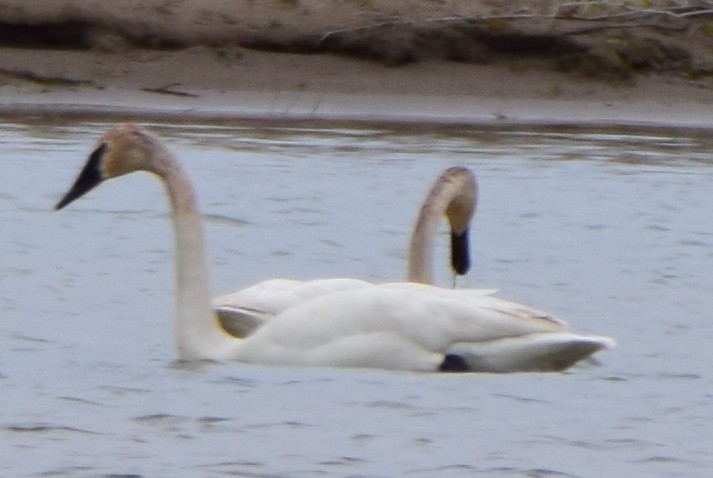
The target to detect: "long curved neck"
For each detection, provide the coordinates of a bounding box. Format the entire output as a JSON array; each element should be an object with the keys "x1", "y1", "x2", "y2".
[
  {"x1": 407, "y1": 169, "x2": 476, "y2": 284},
  {"x1": 159, "y1": 155, "x2": 238, "y2": 360},
  {"x1": 407, "y1": 200, "x2": 442, "y2": 284}
]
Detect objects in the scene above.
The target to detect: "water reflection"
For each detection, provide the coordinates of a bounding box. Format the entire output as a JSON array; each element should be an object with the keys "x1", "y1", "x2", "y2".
[{"x1": 1, "y1": 119, "x2": 712, "y2": 477}]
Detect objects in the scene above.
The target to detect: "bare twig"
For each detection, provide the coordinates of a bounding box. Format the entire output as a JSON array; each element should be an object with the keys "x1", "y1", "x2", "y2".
[
  {"x1": 141, "y1": 83, "x2": 198, "y2": 98},
  {"x1": 555, "y1": 1, "x2": 713, "y2": 20},
  {"x1": 0, "y1": 68, "x2": 93, "y2": 86},
  {"x1": 315, "y1": 2, "x2": 710, "y2": 47}
]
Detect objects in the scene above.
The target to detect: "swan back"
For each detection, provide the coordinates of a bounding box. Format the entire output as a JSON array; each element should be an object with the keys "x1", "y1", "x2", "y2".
[
  {"x1": 408, "y1": 167, "x2": 478, "y2": 284},
  {"x1": 234, "y1": 282, "x2": 573, "y2": 371}
]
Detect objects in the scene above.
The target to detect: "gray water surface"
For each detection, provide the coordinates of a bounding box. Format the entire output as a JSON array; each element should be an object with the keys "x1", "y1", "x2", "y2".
[{"x1": 1, "y1": 120, "x2": 712, "y2": 477}]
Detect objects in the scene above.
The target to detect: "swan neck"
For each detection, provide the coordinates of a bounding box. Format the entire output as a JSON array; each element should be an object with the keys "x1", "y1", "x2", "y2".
[
  {"x1": 408, "y1": 170, "x2": 476, "y2": 284},
  {"x1": 408, "y1": 201, "x2": 441, "y2": 284},
  {"x1": 161, "y1": 160, "x2": 239, "y2": 360}
]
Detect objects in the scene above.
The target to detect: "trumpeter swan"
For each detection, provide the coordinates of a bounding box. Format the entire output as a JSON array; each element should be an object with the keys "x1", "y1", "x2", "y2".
[
  {"x1": 55, "y1": 124, "x2": 614, "y2": 372},
  {"x1": 214, "y1": 166, "x2": 479, "y2": 338}
]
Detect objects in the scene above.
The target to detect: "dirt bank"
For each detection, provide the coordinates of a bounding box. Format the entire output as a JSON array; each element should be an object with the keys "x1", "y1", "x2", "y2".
[{"x1": 1, "y1": 1, "x2": 712, "y2": 126}]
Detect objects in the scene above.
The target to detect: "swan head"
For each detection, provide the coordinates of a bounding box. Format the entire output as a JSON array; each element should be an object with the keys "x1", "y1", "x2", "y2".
[
  {"x1": 443, "y1": 167, "x2": 477, "y2": 276},
  {"x1": 55, "y1": 124, "x2": 164, "y2": 210},
  {"x1": 408, "y1": 166, "x2": 479, "y2": 283}
]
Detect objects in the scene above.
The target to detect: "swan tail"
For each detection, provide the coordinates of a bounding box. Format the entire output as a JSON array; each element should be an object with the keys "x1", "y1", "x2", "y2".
[{"x1": 447, "y1": 333, "x2": 616, "y2": 373}]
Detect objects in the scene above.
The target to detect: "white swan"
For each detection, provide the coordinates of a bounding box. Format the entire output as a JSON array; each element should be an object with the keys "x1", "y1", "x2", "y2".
[
  {"x1": 55, "y1": 124, "x2": 615, "y2": 372},
  {"x1": 213, "y1": 166, "x2": 480, "y2": 337}
]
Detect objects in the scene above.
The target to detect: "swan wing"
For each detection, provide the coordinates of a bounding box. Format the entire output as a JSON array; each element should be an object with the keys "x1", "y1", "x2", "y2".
[
  {"x1": 214, "y1": 278, "x2": 302, "y2": 314},
  {"x1": 236, "y1": 283, "x2": 576, "y2": 371},
  {"x1": 214, "y1": 278, "x2": 373, "y2": 336},
  {"x1": 380, "y1": 282, "x2": 567, "y2": 327}
]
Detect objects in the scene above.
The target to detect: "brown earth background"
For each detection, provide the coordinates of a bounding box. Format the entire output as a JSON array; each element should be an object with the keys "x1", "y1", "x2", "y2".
[{"x1": 1, "y1": 0, "x2": 713, "y2": 125}]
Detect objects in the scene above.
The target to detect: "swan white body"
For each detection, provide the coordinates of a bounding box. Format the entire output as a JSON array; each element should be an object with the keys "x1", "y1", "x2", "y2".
[
  {"x1": 55, "y1": 124, "x2": 615, "y2": 372},
  {"x1": 214, "y1": 167, "x2": 477, "y2": 337}
]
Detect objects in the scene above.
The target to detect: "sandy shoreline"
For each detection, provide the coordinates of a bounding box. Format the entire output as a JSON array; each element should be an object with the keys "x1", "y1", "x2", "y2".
[
  {"x1": 4, "y1": 84, "x2": 713, "y2": 131},
  {"x1": 3, "y1": 57, "x2": 712, "y2": 130},
  {"x1": 2, "y1": 0, "x2": 713, "y2": 129}
]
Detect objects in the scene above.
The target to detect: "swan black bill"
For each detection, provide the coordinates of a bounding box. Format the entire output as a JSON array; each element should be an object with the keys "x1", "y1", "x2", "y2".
[
  {"x1": 450, "y1": 229, "x2": 471, "y2": 276},
  {"x1": 55, "y1": 143, "x2": 107, "y2": 210}
]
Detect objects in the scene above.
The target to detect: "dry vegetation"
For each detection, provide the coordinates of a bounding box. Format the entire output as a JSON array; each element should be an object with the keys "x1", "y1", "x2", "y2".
[{"x1": 1, "y1": 0, "x2": 713, "y2": 87}]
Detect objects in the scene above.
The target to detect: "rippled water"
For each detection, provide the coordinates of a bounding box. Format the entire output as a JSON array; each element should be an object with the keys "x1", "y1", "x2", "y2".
[{"x1": 1, "y1": 119, "x2": 712, "y2": 477}]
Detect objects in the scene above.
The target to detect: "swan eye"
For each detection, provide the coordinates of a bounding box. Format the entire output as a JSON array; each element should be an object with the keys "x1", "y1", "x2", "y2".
[{"x1": 54, "y1": 143, "x2": 108, "y2": 210}]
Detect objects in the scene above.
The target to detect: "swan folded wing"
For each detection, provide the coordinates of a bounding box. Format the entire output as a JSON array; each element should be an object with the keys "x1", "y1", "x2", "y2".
[
  {"x1": 378, "y1": 283, "x2": 566, "y2": 328},
  {"x1": 463, "y1": 294, "x2": 568, "y2": 328},
  {"x1": 216, "y1": 281, "x2": 506, "y2": 340},
  {"x1": 214, "y1": 277, "x2": 372, "y2": 314},
  {"x1": 214, "y1": 278, "x2": 373, "y2": 337},
  {"x1": 234, "y1": 284, "x2": 574, "y2": 371},
  {"x1": 214, "y1": 278, "x2": 302, "y2": 336},
  {"x1": 448, "y1": 333, "x2": 616, "y2": 373},
  {"x1": 214, "y1": 278, "x2": 302, "y2": 314}
]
